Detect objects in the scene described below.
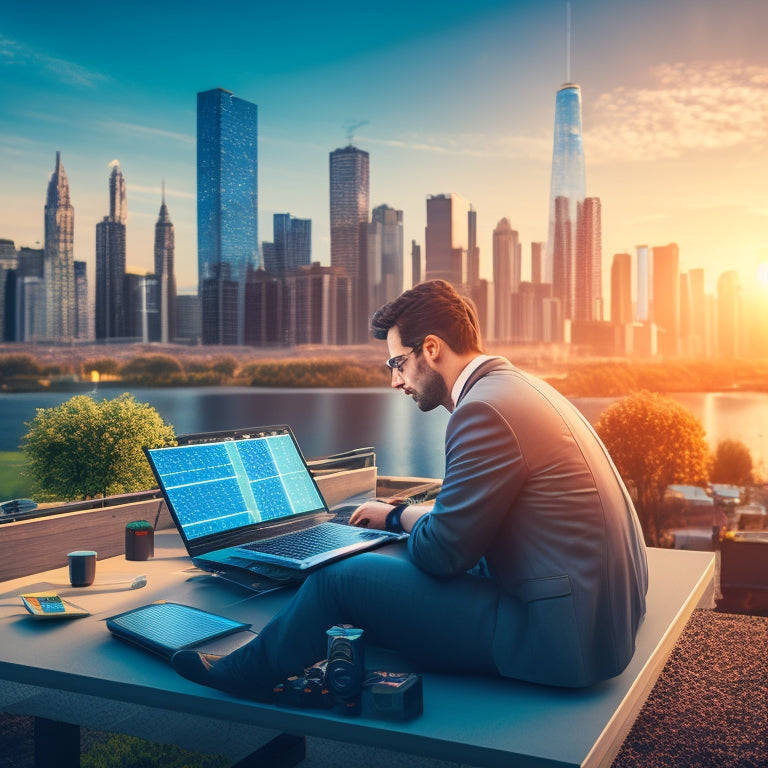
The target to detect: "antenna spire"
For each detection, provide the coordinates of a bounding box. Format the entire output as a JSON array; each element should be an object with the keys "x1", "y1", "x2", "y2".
[{"x1": 566, "y1": 0, "x2": 571, "y2": 83}]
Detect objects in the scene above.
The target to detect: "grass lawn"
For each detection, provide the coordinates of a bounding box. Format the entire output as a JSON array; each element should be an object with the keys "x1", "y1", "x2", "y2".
[{"x1": 0, "y1": 451, "x2": 33, "y2": 501}]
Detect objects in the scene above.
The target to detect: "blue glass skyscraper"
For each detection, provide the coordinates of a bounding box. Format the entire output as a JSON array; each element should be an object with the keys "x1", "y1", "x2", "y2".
[
  {"x1": 546, "y1": 84, "x2": 586, "y2": 289},
  {"x1": 330, "y1": 145, "x2": 369, "y2": 342},
  {"x1": 197, "y1": 88, "x2": 259, "y2": 345}
]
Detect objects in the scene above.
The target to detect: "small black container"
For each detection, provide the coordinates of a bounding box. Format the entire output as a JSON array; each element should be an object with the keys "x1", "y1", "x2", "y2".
[{"x1": 125, "y1": 520, "x2": 154, "y2": 561}]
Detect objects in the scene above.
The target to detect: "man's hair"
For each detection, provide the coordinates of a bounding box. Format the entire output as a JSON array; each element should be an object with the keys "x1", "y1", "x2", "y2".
[{"x1": 370, "y1": 280, "x2": 484, "y2": 353}]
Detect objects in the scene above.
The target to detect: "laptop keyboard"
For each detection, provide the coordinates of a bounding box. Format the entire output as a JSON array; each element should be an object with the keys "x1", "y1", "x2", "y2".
[{"x1": 240, "y1": 522, "x2": 384, "y2": 561}]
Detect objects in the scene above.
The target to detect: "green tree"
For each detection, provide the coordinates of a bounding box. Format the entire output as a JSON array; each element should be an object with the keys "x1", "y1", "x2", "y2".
[
  {"x1": 710, "y1": 439, "x2": 753, "y2": 486},
  {"x1": 22, "y1": 393, "x2": 175, "y2": 501},
  {"x1": 595, "y1": 390, "x2": 710, "y2": 546}
]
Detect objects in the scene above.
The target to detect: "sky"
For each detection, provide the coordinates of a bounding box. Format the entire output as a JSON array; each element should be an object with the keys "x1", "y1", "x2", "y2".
[{"x1": 1, "y1": 0, "x2": 767, "y2": 299}]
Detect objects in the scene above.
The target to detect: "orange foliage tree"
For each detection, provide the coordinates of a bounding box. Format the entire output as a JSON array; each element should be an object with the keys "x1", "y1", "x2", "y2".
[
  {"x1": 595, "y1": 391, "x2": 710, "y2": 546},
  {"x1": 710, "y1": 439, "x2": 754, "y2": 487}
]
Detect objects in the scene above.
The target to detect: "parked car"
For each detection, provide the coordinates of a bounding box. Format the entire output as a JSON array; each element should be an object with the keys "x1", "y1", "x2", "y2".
[{"x1": 1, "y1": 498, "x2": 38, "y2": 515}]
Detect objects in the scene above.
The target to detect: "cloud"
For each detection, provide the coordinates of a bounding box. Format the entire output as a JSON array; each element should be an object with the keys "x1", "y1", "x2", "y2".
[
  {"x1": 0, "y1": 35, "x2": 108, "y2": 88},
  {"x1": 100, "y1": 121, "x2": 195, "y2": 145},
  {"x1": 586, "y1": 60, "x2": 768, "y2": 163},
  {"x1": 365, "y1": 132, "x2": 551, "y2": 162},
  {"x1": 130, "y1": 183, "x2": 195, "y2": 200}
]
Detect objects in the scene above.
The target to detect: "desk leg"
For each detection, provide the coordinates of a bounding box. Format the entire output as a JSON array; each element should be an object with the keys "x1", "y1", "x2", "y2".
[
  {"x1": 34, "y1": 717, "x2": 80, "y2": 768},
  {"x1": 231, "y1": 733, "x2": 306, "y2": 768}
]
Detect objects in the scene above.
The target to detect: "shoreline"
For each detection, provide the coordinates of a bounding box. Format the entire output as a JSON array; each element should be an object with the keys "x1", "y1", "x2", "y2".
[{"x1": 1, "y1": 342, "x2": 767, "y2": 397}]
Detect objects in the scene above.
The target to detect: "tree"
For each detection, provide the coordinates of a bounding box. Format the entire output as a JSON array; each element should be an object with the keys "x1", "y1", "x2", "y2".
[
  {"x1": 22, "y1": 393, "x2": 175, "y2": 501},
  {"x1": 80, "y1": 357, "x2": 121, "y2": 377},
  {"x1": 120, "y1": 354, "x2": 185, "y2": 386},
  {"x1": 710, "y1": 439, "x2": 753, "y2": 486},
  {"x1": 0, "y1": 354, "x2": 42, "y2": 384},
  {"x1": 595, "y1": 390, "x2": 710, "y2": 546},
  {"x1": 209, "y1": 355, "x2": 239, "y2": 378}
]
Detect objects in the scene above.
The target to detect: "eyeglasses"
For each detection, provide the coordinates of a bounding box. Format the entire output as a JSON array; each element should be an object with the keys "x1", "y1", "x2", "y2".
[{"x1": 386, "y1": 343, "x2": 422, "y2": 372}]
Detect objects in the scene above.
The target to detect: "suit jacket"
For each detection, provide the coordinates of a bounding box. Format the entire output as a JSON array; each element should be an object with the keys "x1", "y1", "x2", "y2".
[{"x1": 407, "y1": 357, "x2": 648, "y2": 687}]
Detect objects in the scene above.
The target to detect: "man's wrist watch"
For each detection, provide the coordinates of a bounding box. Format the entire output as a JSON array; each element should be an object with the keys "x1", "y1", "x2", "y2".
[{"x1": 385, "y1": 503, "x2": 409, "y2": 533}]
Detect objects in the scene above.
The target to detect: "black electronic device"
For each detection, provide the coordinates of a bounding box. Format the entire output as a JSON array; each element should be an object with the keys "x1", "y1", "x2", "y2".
[
  {"x1": 362, "y1": 671, "x2": 424, "y2": 721},
  {"x1": 143, "y1": 425, "x2": 404, "y2": 575},
  {"x1": 325, "y1": 625, "x2": 365, "y2": 698},
  {"x1": 106, "y1": 602, "x2": 251, "y2": 659}
]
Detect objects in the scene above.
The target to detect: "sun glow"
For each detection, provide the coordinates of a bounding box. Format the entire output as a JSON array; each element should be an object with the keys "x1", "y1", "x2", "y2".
[{"x1": 757, "y1": 262, "x2": 768, "y2": 289}]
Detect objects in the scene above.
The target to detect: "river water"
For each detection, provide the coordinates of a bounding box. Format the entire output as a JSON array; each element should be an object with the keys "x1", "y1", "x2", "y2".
[{"x1": 1, "y1": 386, "x2": 766, "y2": 479}]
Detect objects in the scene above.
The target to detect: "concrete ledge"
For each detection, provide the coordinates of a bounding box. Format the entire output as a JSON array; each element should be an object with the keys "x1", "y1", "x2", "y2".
[{"x1": 0, "y1": 535, "x2": 713, "y2": 768}]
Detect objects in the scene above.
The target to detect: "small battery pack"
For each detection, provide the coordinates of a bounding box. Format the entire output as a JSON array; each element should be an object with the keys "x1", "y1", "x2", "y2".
[{"x1": 362, "y1": 671, "x2": 423, "y2": 721}]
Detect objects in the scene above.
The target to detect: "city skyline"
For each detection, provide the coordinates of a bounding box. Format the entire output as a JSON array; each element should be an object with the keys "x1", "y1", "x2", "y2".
[{"x1": 1, "y1": 0, "x2": 767, "y2": 299}]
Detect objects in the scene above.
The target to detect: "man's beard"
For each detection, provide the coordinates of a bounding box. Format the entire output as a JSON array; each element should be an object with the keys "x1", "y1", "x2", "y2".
[{"x1": 411, "y1": 359, "x2": 449, "y2": 412}]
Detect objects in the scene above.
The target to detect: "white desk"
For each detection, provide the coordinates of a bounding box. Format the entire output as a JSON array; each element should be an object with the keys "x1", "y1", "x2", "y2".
[{"x1": 0, "y1": 531, "x2": 714, "y2": 768}]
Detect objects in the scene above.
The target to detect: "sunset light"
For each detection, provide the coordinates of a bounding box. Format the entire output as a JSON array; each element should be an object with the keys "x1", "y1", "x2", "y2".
[
  {"x1": 757, "y1": 262, "x2": 768, "y2": 289},
  {"x1": 0, "y1": 0, "x2": 766, "y2": 301}
]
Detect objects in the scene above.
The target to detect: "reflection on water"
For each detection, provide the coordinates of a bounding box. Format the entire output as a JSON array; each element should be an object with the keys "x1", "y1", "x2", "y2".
[
  {"x1": 1, "y1": 387, "x2": 766, "y2": 479},
  {"x1": 573, "y1": 392, "x2": 768, "y2": 476},
  {"x1": 181, "y1": 387, "x2": 449, "y2": 478}
]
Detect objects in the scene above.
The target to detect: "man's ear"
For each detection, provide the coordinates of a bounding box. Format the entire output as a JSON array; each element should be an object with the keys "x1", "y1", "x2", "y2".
[{"x1": 421, "y1": 334, "x2": 442, "y2": 362}]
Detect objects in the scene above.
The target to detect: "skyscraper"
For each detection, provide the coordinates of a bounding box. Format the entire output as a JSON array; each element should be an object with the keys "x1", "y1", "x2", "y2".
[
  {"x1": 574, "y1": 196, "x2": 602, "y2": 322},
  {"x1": 154, "y1": 184, "x2": 176, "y2": 343},
  {"x1": 425, "y1": 193, "x2": 470, "y2": 287},
  {"x1": 545, "y1": 84, "x2": 586, "y2": 286},
  {"x1": 467, "y1": 207, "x2": 480, "y2": 290},
  {"x1": 272, "y1": 213, "x2": 311, "y2": 276},
  {"x1": 552, "y1": 195, "x2": 573, "y2": 320},
  {"x1": 284, "y1": 264, "x2": 353, "y2": 346},
  {"x1": 370, "y1": 204, "x2": 404, "y2": 305},
  {"x1": 73, "y1": 260, "x2": 89, "y2": 340},
  {"x1": 44, "y1": 151, "x2": 76, "y2": 341},
  {"x1": 492, "y1": 218, "x2": 520, "y2": 342},
  {"x1": 197, "y1": 87, "x2": 259, "y2": 345},
  {"x1": 411, "y1": 240, "x2": 422, "y2": 287},
  {"x1": 15, "y1": 248, "x2": 44, "y2": 341},
  {"x1": 0, "y1": 239, "x2": 16, "y2": 342},
  {"x1": 329, "y1": 145, "x2": 369, "y2": 342},
  {"x1": 610, "y1": 252, "x2": 633, "y2": 325},
  {"x1": 652, "y1": 243, "x2": 680, "y2": 356},
  {"x1": 636, "y1": 245, "x2": 650, "y2": 322},
  {"x1": 531, "y1": 242, "x2": 543, "y2": 284},
  {"x1": 95, "y1": 161, "x2": 127, "y2": 340}
]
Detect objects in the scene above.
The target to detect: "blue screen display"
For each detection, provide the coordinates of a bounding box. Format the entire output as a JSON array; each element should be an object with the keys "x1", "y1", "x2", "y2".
[{"x1": 148, "y1": 434, "x2": 325, "y2": 540}]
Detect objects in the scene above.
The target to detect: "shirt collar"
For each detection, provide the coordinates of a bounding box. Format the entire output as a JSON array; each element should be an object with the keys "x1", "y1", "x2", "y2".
[{"x1": 451, "y1": 354, "x2": 494, "y2": 409}]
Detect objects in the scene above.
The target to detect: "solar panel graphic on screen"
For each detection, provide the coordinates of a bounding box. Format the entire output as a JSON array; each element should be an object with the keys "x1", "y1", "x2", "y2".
[{"x1": 148, "y1": 433, "x2": 325, "y2": 542}]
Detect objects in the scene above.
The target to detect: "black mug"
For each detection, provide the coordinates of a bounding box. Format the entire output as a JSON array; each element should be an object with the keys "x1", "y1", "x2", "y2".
[
  {"x1": 68, "y1": 550, "x2": 97, "y2": 587},
  {"x1": 125, "y1": 520, "x2": 154, "y2": 561}
]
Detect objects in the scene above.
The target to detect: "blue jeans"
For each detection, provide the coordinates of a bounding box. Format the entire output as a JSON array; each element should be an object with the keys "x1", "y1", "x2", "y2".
[{"x1": 225, "y1": 546, "x2": 502, "y2": 698}]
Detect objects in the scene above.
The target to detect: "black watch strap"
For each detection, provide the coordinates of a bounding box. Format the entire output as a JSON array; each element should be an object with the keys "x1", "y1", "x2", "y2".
[{"x1": 385, "y1": 503, "x2": 408, "y2": 533}]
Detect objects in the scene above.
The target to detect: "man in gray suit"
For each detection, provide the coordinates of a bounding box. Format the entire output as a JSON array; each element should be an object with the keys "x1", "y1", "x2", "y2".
[{"x1": 173, "y1": 280, "x2": 648, "y2": 696}]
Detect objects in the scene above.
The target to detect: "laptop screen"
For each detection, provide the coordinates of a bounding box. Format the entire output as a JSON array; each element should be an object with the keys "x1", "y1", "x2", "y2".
[{"x1": 145, "y1": 426, "x2": 327, "y2": 545}]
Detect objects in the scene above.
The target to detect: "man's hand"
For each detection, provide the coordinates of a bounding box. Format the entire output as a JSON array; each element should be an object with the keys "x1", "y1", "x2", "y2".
[
  {"x1": 349, "y1": 500, "x2": 433, "y2": 532},
  {"x1": 349, "y1": 500, "x2": 394, "y2": 530}
]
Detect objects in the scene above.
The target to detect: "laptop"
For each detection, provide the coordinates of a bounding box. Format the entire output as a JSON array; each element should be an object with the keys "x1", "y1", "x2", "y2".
[{"x1": 144, "y1": 425, "x2": 406, "y2": 580}]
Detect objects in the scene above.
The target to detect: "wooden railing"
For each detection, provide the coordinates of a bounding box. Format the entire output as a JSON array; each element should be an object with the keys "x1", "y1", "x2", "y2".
[{"x1": 0, "y1": 467, "x2": 380, "y2": 582}]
